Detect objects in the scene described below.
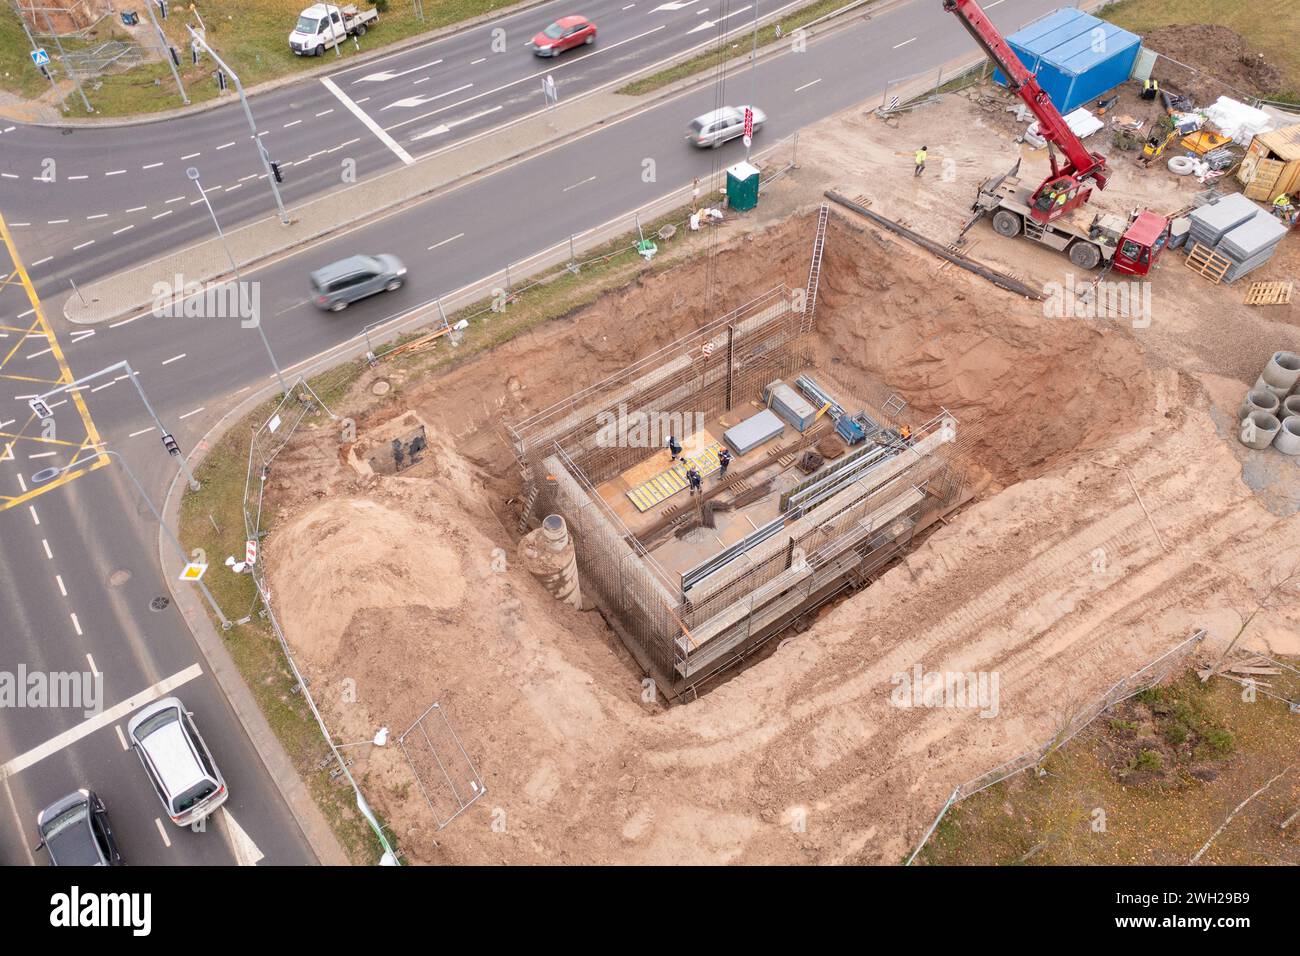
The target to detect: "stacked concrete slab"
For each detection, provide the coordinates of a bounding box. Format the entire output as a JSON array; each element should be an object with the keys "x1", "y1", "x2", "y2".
[
  {"x1": 1188, "y1": 192, "x2": 1289, "y2": 282},
  {"x1": 1217, "y1": 213, "x2": 1290, "y2": 282}
]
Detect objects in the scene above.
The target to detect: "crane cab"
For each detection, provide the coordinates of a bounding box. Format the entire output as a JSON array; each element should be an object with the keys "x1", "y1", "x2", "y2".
[
  {"x1": 1029, "y1": 174, "x2": 1093, "y2": 224},
  {"x1": 1111, "y1": 210, "x2": 1170, "y2": 276}
]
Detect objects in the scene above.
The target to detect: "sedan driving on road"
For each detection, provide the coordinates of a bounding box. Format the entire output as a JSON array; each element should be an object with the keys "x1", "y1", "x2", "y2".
[
  {"x1": 310, "y1": 254, "x2": 407, "y2": 312},
  {"x1": 35, "y1": 789, "x2": 123, "y2": 866},
  {"x1": 530, "y1": 16, "x2": 596, "y2": 56},
  {"x1": 687, "y1": 106, "x2": 766, "y2": 149}
]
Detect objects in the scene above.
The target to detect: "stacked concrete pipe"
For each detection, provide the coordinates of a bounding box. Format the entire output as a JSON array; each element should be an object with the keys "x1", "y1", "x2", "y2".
[
  {"x1": 1240, "y1": 410, "x2": 1281, "y2": 450},
  {"x1": 1274, "y1": 417, "x2": 1300, "y2": 456},
  {"x1": 1239, "y1": 388, "x2": 1280, "y2": 422},
  {"x1": 1283, "y1": 394, "x2": 1300, "y2": 419},
  {"x1": 1256, "y1": 351, "x2": 1300, "y2": 400}
]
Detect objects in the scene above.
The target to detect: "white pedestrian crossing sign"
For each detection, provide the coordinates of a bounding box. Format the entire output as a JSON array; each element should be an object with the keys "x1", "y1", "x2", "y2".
[{"x1": 31, "y1": 48, "x2": 50, "y2": 68}]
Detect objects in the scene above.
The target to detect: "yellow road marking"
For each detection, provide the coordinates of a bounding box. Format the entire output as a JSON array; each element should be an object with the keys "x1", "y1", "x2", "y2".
[{"x1": 0, "y1": 212, "x2": 108, "y2": 510}]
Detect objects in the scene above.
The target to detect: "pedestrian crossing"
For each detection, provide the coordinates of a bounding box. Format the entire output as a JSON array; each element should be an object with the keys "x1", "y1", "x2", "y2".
[{"x1": 626, "y1": 442, "x2": 725, "y2": 512}]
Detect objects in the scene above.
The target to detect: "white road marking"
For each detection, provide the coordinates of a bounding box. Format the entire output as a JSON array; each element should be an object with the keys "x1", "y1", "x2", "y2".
[
  {"x1": 56, "y1": 574, "x2": 66, "y2": 596},
  {"x1": 89, "y1": 381, "x2": 114, "y2": 392},
  {"x1": 238, "y1": 174, "x2": 257, "y2": 182},
  {"x1": 46, "y1": 219, "x2": 67, "y2": 225},
  {"x1": 0, "y1": 663, "x2": 204, "y2": 782},
  {"x1": 86, "y1": 213, "x2": 108, "y2": 219},
  {"x1": 72, "y1": 240, "x2": 95, "y2": 250},
  {"x1": 128, "y1": 426, "x2": 156, "y2": 438},
  {"x1": 986, "y1": 0, "x2": 1006, "y2": 6},
  {"x1": 653, "y1": 0, "x2": 702, "y2": 9},
  {"x1": 108, "y1": 313, "x2": 143, "y2": 328},
  {"x1": 470, "y1": 57, "x2": 487, "y2": 65},
  {"x1": 161, "y1": 353, "x2": 186, "y2": 365},
  {"x1": 225, "y1": 184, "x2": 243, "y2": 192},
  {"x1": 410, "y1": 105, "x2": 503, "y2": 140},
  {"x1": 218, "y1": 808, "x2": 265, "y2": 866},
  {"x1": 42, "y1": 539, "x2": 52, "y2": 559},
  {"x1": 320, "y1": 76, "x2": 414, "y2": 165},
  {"x1": 326, "y1": 137, "x2": 361, "y2": 153},
  {"x1": 893, "y1": 36, "x2": 916, "y2": 48},
  {"x1": 0, "y1": 173, "x2": 16, "y2": 179},
  {"x1": 86, "y1": 654, "x2": 98, "y2": 675},
  {"x1": 155, "y1": 818, "x2": 171, "y2": 847},
  {"x1": 112, "y1": 225, "x2": 134, "y2": 235},
  {"x1": 178, "y1": 407, "x2": 205, "y2": 420},
  {"x1": 283, "y1": 119, "x2": 302, "y2": 128},
  {"x1": 623, "y1": 2, "x2": 636, "y2": 8},
  {"x1": 216, "y1": 141, "x2": 236, "y2": 150},
  {"x1": 381, "y1": 84, "x2": 473, "y2": 111},
  {"x1": 315, "y1": 108, "x2": 334, "y2": 117},
  {"x1": 166, "y1": 195, "x2": 186, "y2": 203},
  {"x1": 29, "y1": 505, "x2": 39, "y2": 526},
  {"x1": 142, "y1": 162, "x2": 164, "y2": 170},
  {"x1": 66, "y1": 174, "x2": 87, "y2": 180},
  {"x1": 181, "y1": 152, "x2": 200, "y2": 159},
  {"x1": 412, "y1": 76, "x2": 431, "y2": 85},
  {"x1": 688, "y1": 5, "x2": 749, "y2": 33},
  {"x1": 115, "y1": 725, "x2": 128, "y2": 750},
  {"x1": 153, "y1": 210, "x2": 173, "y2": 220},
  {"x1": 70, "y1": 613, "x2": 82, "y2": 636},
  {"x1": 427, "y1": 232, "x2": 464, "y2": 250},
  {"x1": 125, "y1": 206, "x2": 146, "y2": 212},
  {"x1": 105, "y1": 169, "x2": 126, "y2": 176},
  {"x1": 563, "y1": 175, "x2": 597, "y2": 192},
  {"x1": 795, "y1": 78, "x2": 822, "y2": 92},
  {"x1": 25, "y1": 347, "x2": 52, "y2": 359},
  {"x1": 351, "y1": 59, "x2": 443, "y2": 83},
  {"x1": 70, "y1": 329, "x2": 94, "y2": 342}
]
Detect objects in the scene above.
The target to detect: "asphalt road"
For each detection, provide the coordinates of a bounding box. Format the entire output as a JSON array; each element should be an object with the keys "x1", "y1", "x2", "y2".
[
  {"x1": 0, "y1": 0, "x2": 1063, "y2": 866},
  {"x1": 1, "y1": 0, "x2": 813, "y2": 280}
]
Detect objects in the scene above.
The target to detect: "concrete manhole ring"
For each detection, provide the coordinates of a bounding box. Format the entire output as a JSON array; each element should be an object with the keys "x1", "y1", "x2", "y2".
[
  {"x1": 109, "y1": 569, "x2": 131, "y2": 587},
  {"x1": 371, "y1": 378, "x2": 392, "y2": 396},
  {"x1": 150, "y1": 596, "x2": 171, "y2": 612}
]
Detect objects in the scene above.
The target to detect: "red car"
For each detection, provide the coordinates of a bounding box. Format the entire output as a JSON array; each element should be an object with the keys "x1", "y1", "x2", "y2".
[{"x1": 530, "y1": 15, "x2": 596, "y2": 57}]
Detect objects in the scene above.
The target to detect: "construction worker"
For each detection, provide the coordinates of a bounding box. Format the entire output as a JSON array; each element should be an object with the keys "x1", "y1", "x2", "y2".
[
  {"x1": 667, "y1": 435, "x2": 682, "y2": 462},
  {"x1": 899, "y1": 424, "x2": 912, "y2": 444},
  {"x1": 717, "y1": 448, "x2": 732, "y2": 481},
  {"x1": 1141, "y1": 77, "x2": 1159, "y2": 101},
  {"x1": 1273, "y1": 193, "x2": 1295, "y2": 222},
  {"x1": 914, "y1": 145, "x2": 928, "y2": 177},
  {"x1": 686, "y1": 467, "x2": 703, "y2": 496}
]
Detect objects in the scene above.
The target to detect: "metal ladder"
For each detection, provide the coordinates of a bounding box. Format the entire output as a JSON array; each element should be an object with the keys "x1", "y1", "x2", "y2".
[{"x1": 802, "y1": 203, "x2": 830, "y2": 333}]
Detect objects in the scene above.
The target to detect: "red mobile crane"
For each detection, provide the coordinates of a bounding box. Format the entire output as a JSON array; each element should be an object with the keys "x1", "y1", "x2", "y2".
[{"x1": 943, "y1": 0, "x2": 1170, "y2": 276}]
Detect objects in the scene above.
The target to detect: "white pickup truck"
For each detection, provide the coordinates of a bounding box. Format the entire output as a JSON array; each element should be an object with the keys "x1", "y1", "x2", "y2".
[{"x1": 288, "y1": 3, "x2": 378, "y2": 57}]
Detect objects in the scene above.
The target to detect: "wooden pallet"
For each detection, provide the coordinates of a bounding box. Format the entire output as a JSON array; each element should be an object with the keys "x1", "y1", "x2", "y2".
[
  {"x1": 1244, "y1": 280, "x2": 1294, "y2": 306},
  {"x1": 1185, "y1": 242, "x2": 1232, "y2": 285}
]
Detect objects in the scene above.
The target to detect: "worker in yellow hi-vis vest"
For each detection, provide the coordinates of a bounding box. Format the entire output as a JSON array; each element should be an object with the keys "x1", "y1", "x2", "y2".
[{"x1": 914, "y1": 145, "x2": 928, "y2": 177}]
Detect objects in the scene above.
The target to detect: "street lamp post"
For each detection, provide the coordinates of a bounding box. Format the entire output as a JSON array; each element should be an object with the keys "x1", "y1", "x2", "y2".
[
  {"x1": 35, "y1": 359, "x2": 200, "y2": 492},
  {"x1": 185, "y1": 25, "x2": 289, "y2": 226},
  {"x1": 34, "y1": 450, "x2": 231, "y2": 630},
  {"x1": 187, "y1": 166, "x2": 291, "y2": 398}
]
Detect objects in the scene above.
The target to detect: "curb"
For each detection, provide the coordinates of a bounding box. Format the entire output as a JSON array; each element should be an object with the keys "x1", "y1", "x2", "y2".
[
  {"x1": 158, "y1": 384, "x2": 353, "y2": 867},
  {"x1": 65, "y1": 1, "x2": 871, "y2": 326},
  {"x1": 11, "y1": 0, "x2": 560, "y2": 129}
]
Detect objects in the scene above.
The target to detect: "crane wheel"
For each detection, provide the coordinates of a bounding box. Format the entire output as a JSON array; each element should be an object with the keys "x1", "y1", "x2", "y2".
[
  {"x1": 991, "y1": 210, "x2": 1022, "y2": 238},
  {"x1": 1068, "y1": 240, "x2": 1102, "y2": 270}
]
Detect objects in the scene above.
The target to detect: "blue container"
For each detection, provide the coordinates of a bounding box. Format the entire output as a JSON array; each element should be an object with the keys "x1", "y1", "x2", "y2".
[{"x1": 992, "y1": 7, "x2": 1141, "y2": 116}]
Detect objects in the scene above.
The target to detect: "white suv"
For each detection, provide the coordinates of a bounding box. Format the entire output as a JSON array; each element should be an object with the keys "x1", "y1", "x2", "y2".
[{"x1": 128, "y1": 697, "x2": 228, "y2": 827}]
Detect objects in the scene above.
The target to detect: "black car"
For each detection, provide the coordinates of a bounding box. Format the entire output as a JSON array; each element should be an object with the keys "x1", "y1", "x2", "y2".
[{"x1": 35, "y1": 789, "x2": 123, "y2": 866}]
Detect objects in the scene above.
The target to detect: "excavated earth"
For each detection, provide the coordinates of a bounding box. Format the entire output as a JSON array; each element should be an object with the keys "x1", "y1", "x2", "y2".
[{"x1": 260, "y1": 96, "x2": 1300, "y2": 865}]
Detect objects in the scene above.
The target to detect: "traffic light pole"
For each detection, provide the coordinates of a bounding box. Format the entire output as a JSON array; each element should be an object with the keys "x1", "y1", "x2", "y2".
[
  {"x1": 34, "y1": 360, "x2": 201, "y2": 491},
  {"x1": 143, "y1": 0, "x2": 189, "y2": 105},
  {"x1": 186, "y1": 25, "x2": 289, "y2": 226}
]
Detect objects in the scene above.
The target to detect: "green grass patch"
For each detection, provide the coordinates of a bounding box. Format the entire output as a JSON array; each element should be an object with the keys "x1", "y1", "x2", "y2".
[
  {"x1": 1, "y1": 0, "x2": 523, "y2": 118},
  {"x1": 914, "y1": 671, "x2": 1298, "y2": 865},
  {"x1": 617, "y1": 0, "x2": 870, "y2": 97},
  {"x1": 1101, "y1": 0, "x2": 1300, "y2": 99}
]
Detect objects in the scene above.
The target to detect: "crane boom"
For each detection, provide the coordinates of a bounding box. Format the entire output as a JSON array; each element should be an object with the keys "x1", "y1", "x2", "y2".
[{"x1": 942, "y1": 0, "x2": 1108, "y2": 192}]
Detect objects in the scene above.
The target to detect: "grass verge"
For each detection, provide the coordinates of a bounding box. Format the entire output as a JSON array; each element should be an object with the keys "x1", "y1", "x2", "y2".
[
  {"x1": 177, "y1": 200, "x2": 706, "y2": 862},
  {"x1": 1, "y1": 0, "x2": 523, "y2": 119},
  {"x1": 616, "y1": 0, "x2": 871, "y2": 97},
  {"x1": 914, "y1": 669, "x2": 1300, "y2": 865}
]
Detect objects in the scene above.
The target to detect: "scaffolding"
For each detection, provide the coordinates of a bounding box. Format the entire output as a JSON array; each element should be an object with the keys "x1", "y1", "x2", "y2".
[{"x1": 507, "y1": 234, "x2": 972, "y2": 699}]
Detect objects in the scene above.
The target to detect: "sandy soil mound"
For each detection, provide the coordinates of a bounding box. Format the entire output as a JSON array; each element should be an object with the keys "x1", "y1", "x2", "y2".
[
  {"x1": 1142, "y1": 25, "x2": 1286, "y2": 98},
  {"x1": 269, "y1": 494, "x2": 468, "y2": 664}
]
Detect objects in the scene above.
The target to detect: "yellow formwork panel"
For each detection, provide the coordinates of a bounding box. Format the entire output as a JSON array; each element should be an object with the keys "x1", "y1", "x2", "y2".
[{"x1": 625, "y1": 442, "x2": 725, "y2": 512}]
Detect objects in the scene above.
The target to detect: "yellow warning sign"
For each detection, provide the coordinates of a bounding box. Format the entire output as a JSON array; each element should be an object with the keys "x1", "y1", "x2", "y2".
[{"x1": 179, "y1": 562, "x2": 208, "y2": 582}]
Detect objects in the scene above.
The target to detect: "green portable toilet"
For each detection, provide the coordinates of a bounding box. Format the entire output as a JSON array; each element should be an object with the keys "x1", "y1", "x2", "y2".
[{"x1": 726, "y1": 161, "x2": 760, "y2": 212}]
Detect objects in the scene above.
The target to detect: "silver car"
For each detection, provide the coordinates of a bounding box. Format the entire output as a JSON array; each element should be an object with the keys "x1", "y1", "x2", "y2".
[
  {"x1": 687, "y1": 105, "x2": 766, "y2": 148},
  {"x1": 128, "y1": 696, "x2": 228, "y2": 828},
  {"x1": 310, "y1": 253, "x2": 407, "y2": 312}
]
